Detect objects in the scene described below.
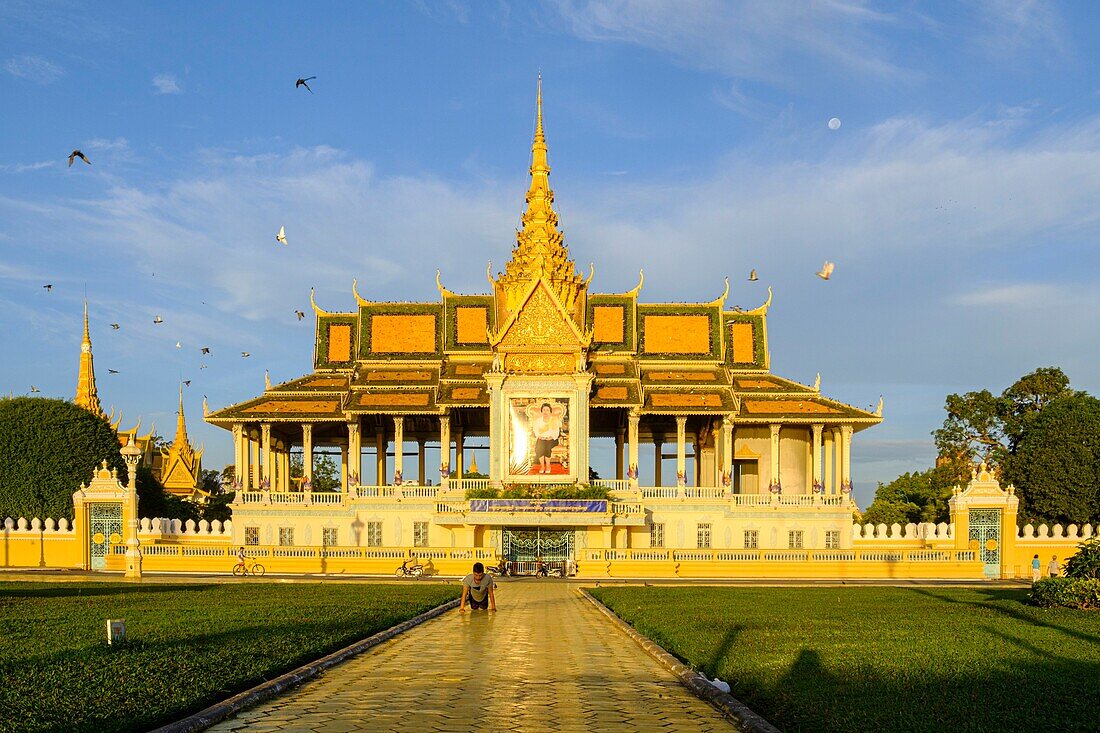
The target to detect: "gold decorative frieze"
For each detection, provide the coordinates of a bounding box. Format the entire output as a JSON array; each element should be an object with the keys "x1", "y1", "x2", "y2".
[{"x1": 505, "y1": 353, "x2": 575, "y2": 374}]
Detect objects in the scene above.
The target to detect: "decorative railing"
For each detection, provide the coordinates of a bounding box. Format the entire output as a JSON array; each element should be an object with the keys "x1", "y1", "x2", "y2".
[
  {"x1": 2, "y1": 517, "x2": 74, "y2": 533},
  {"x1": 592, "y1": 479, "x2": 631, "y2": 491},
  {"x1": 577, "y1": 548, "x2": 982, "y2": 563},
  {"x1": 447, "y1": 478, "x2": 491, "y2": 492}
]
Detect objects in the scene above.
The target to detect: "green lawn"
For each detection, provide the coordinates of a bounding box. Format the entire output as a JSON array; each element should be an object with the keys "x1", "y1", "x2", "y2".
[
  {"x1": 590, "y1": 586, "x2": 1100, "y2": 733},
  {"x1": 0, "y1": 580, "x2": 458, "y2": 733}
]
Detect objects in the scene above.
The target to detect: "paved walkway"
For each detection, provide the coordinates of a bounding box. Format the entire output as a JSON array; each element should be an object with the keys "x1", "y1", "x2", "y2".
[{"x1": 209, "y1": 580, "x2": 734, "y2": 732}]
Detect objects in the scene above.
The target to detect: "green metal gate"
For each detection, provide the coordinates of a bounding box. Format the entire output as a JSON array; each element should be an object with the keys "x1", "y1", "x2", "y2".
[
  {"x1": 969, "y1": 508, "x2": 1002, "y2": 578},
  {"x1": 89, "y1": 502, "x2": 122, "y2": 570},
  {"x1": 502, "y1": 528, "x2": 574, "y2": 574}
]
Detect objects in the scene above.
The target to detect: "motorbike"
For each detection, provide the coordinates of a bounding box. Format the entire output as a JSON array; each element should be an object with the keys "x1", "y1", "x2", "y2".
[
  {"x1": 487, "y1": 561, "x2": 509, "y2": 577},
  {"x1": 394, "y1": 561, "x2": 424, "y2": 578}
]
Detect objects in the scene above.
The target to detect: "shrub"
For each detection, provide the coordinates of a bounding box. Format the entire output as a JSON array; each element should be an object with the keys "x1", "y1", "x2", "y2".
[
  {"x1": 466, "y1": 487, "x2": 499, "y2": 499},
  {"x1": 464, "y1": 484, "x2": 612, "y2": 500},
  {"x1": 1027, "y1": 577, "x2": 1100, "y2": 609},
  {"x1": 0, "y1": 397, "x2": 124, "y2": 519},
  {"x1": 1063, "y1": 536, "x2": 1100, "y2": 579}
]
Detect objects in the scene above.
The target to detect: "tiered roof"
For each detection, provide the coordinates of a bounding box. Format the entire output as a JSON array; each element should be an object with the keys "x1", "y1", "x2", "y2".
[{"x1": 207, "y1": 82, "x2": 881, "y2": 431}]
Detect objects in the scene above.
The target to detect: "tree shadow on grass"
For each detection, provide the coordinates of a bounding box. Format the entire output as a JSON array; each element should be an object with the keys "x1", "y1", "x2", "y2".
[
  {"x1": 0, "y1": 583, "x2": 220, "y2": 599},
  {"x1": 905, "y1": 587, "x2": 1100, "y2": 645},
  {"x1": 761, "y1": 647, "x2": 1100, "y2": 733}
]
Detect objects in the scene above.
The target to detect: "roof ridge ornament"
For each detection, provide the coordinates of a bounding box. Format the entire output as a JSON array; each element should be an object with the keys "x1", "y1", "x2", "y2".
[
  {"x1": 352, "y1": 278, "x2": 369, "y2": 306},
  {"x1": 309, "y1": 287, "x2": 331, "y2": 316},
  {"x1": 740, "y1": 286, "x2": 772, "y2": 316}
]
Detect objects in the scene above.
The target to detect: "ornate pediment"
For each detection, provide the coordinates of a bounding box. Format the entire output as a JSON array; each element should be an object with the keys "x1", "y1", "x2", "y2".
[{"x1": 492, "y1": 278, "x2": 590, "y2": 351}]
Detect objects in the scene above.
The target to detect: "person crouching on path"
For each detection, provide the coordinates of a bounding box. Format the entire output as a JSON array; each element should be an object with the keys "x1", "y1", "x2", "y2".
[{"x1": 460, "y1": 562, "x2": 496, "y2": 612}]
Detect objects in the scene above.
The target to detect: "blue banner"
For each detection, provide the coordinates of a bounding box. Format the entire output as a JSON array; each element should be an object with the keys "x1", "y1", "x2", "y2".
[{"x1": 469, "y1": 499, "x2": 608, "y2": 513}]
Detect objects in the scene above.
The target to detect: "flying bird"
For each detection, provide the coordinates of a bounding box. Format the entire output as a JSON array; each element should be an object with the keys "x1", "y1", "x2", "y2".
[
  {"x1": 153, "y1": 315, "x2": 163, "y2": 324},
  {"x1": 816, "y1": 261, "x2": 834, "y2": 281},
  {"x1": 43, "y1": 284, "x2": 52, "y2": 292},
  {"x1": 748, "y1": 269, "x2": 758, "y2": 282},
  {"x1": 295, "y1": 76, "x2": 316, "y2": 93},
  {"x1": 182, "y1": 380, "x2": 191, "y2": 387},
  {"x1": 201, "y1": 347, "x2": 210, "y2": 354},
  {"x1": 241, "y1": 351, "x2": 250, "y2": 358},
  {"x1": 68, "y1": 150, "x2": 91, "y2": 167},
  {"x1": 108, "y1": 369, "x2": 119, "y2": 374},
  {"x1": 295, "y1": 310, "x2": 306, "y2": 321},
  {"x1": 175, "y1": 341, "x2": 182, "y2": 348},
  {"x1": 30, "y1": 385, "x2": 40, "y2": 393},
  {"x1": 110, "y1": 323, "x2": 120, "y2": 330},
  {"x1": 199, "y1": 363, "x2": 208, "y2": 370},
  {"x1": 276, "y1": 226, "x2": 287, "y2": 245}
]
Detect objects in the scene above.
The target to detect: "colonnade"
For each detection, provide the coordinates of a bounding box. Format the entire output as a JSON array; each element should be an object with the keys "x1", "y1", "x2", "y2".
[{"x1": 231, "y1": 413, "x2": 855, "y2": 493}]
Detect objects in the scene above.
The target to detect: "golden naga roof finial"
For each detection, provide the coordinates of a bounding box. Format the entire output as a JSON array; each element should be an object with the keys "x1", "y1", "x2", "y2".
[
  {"x1": 708, "y1": 277, "x2": 730, "y2": 308},
  {"x1": 309, "y1": 287, "x2": 331, "y2": 316},
  {"x1": 740, "y1": 286, "x2": 773, "y2": 316},
  {"x1": 352, "y1": 278, "x2": 369, "y2": 306},
  {"x1": 876, "y1": 395, "x2": 884, "y2": 417},
  {"x1": 486, "y1": 260, "x2": 494, "y2": 289},
  {"x1": 813, "y1": 372, "x2": 821, "y2": 392},
  {"x1": 584, "y1": 263, "x2": 595, "y2": 288},
  {"x1": 265, "y1": 370, "x2": 272, "y2": 390},
  {"x1": 436, "y1": 269, "x2": 458, "y2": 298},
  {"x1": 203, "y1": 396, "x2": 209, "y2": 418}
]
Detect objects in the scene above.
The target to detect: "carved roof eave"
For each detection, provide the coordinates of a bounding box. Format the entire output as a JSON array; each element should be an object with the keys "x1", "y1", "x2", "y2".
[{"x1": 732, "y1": 415, "x2": 882, "y2": 430}]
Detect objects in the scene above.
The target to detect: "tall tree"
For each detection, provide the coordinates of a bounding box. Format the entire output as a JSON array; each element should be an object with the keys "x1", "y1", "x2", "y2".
[{"x1": 1006, "y1": 394, "x2": 1100, "y2": 525}]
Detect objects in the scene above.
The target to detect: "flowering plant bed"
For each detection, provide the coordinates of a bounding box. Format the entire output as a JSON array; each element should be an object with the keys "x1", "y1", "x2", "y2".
[{"x1": 465, "y1": 483, "x2": 610, "y2": 500}]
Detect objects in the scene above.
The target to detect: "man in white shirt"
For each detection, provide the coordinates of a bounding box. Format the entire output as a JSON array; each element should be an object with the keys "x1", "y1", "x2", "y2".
[{"x1": 460, "y1": 562, "x2": 497, "y2": 612}]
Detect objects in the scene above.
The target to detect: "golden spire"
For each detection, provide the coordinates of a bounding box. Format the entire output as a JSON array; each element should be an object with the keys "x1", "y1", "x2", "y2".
[
  {"x1": 496, "y1": 75, "x2": 587, "y2": 321},
  {"x1": 173, "y1": 383, "x2": 189, "y2": 448},
  {"x1": 74, "y1": 300, "x2": 105, "y2": 418}
]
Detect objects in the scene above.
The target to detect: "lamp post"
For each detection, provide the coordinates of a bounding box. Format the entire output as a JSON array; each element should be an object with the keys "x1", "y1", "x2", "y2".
[{"x1": 121, "y1": 441, "x2": 142, "y2": 579}]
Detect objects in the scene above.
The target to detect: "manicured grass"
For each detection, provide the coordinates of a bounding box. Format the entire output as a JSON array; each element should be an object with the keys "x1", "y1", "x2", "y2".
[
  {"x1": 0, "y1": 580, "x2": 458, "y2": 733},
  {"x1": 591, "y1": 586, "x2": 1100, "y2": 733}
]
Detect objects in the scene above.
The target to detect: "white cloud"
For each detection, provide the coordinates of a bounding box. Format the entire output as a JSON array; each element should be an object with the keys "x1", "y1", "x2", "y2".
[
  {"x1": 972, "y1": 0, "x2": 1068, "y2": 60},
  {"x1": 953, "y1": 283, "x2": 1059, "y2": 307},
  {"x1": 546, "y1": 0, "x2": 911, "y2": 82},
  {"x1": 0, "y1": 161, "x2": 53, "y2": 173},
  {"x1": 4, "y1": 54, "x2": 63, "y2": 83},
  {"x1": 152, "y1": 73, "x2": 182, "y2": 94}
]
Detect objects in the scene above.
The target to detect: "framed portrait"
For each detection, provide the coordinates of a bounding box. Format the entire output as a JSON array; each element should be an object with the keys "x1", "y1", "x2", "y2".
[{"x1": 508, "y1": 396, "x2": 570, "y2": 478}]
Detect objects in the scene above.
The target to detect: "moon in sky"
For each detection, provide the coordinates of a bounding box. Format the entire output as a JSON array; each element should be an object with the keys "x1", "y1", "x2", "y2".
[{"x1": 828, "y1": 117, "x2": 842, "y2": 130}]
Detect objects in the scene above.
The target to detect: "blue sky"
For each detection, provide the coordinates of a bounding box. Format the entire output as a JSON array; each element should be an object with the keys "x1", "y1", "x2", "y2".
[{"x1": 2, "y1": 1, "x2": 1099, "y2": 505}]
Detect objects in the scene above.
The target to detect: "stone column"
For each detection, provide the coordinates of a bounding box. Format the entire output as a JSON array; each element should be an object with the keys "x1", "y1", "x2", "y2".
[
  {"x1": 824, "y1": 428, "x2": 834, "y2": 494},
  {"x1": 721, "y1": 416, "x2": 734, "y2": 491},
  {"x1": 615, "y1": 427, "x2": 625, "y2": 481},
  {"x1": 769, "y1": 423, "x2": 781, "y2": 492},
  {"x1": 675, "y1": 416, "x2": 687, "y2": 488},
  {"x1": 261, "y1": 423, "x2": 273, "y2": 489},
  {"x1": 627, "y1": 410, "x2": 640, "y2": 487},
  {"x1": 393, "y1": 416, "x2": 405, "y2": 483},
  {"x1": 343, "y1": 419, "x2": 358, "y2": 487},
  {"x1": 439, "y1": 413, "x2": 451, "y2": 481},
  {"x1": 418, "y1": 438, "x2": 426, "y2": 485},
  {"x1": 232, "y1": 423, "x2": 244, "y2": 489},
  {"x1": 375, "y1": 427, "x2": 386, "y2": 486},
  {"x1": 250, "y1": 434, "x2": 261, "y2": 491},
  {"x1": 455, "y1": 427, "x2": 465, "y2": 478},
  {"x1": 301, "y1": 424, "x2": 313, "y2": 483},
  {"x1": 840, "y1": 424, "x2": 853, "y2": 492},
  {"x1": 811, "y1": 423, "x2": 823, "y2": 494},
  {"x1": 653, "y1": 438, "x2": 663, "y2": 487},
  {"x1": 831, "y1": 427, "x2": 843, "y2": 495},
  {"x1": 340, "y1": 444, "x2": 349, "y2": 492}
]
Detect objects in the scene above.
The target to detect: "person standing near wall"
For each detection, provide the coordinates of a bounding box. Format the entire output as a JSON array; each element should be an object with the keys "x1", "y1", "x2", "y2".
[
  {"x1": 1047, "y1": 555, "x2": 1060, "y2": 578},
  {"x1": 1031, "y1": 554, "x2": 1041, "y2": 582}
]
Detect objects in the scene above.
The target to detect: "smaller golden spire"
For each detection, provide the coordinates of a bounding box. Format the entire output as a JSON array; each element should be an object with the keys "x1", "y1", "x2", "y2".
[
  {"x1": 74, "y1": 300, "x2": 105, "y2": 418},
  {"x1": 173, "y1": 383, "x2": 189, "y2": 448}
]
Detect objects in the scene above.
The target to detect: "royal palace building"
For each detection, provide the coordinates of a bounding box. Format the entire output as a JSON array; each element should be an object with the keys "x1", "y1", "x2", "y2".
[{"x1": 204, "y1": 83, "x2": 886, "y2": 569}]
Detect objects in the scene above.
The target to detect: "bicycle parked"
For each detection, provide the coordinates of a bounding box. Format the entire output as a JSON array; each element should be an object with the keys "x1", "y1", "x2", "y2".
[
  {"x1": 395, "y1": 559, "x2": 424, "y2": 578},
  {"x1": 232, "y1": 556, "x2": 266, "y2": 577}
]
